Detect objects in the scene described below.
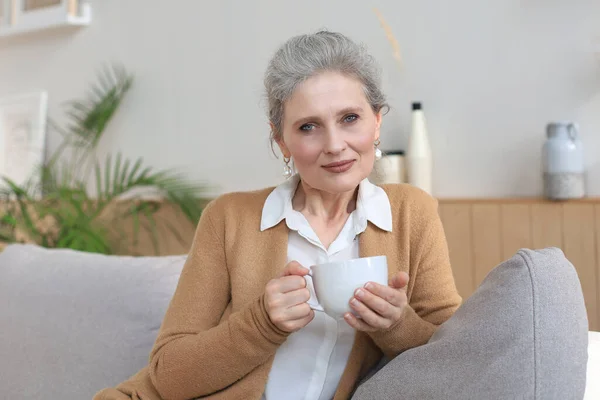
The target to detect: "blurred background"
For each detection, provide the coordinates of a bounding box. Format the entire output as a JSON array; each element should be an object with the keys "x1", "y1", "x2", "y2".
[
  {"x1": 0, "y1": 0, "x2": 599, "y2": 357},
  {"x1": 2, "y1": 1, "x2": 600, "y2": 311},
  {"x1": 2, "y1": 0, "x2": 600, "y2": 199}
]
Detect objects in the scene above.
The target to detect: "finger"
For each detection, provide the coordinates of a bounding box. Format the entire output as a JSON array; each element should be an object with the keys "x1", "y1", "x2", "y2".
[
  {"x1": 343, "y1": 312, "x2": 375, "y2": 332},
  {"x1": 276, "y1": 275, "x2": 307, "y2": 293},
  {"x1": 266, "y1": 287, "x2": 310, "y2": 316},
  {"x1": 354, "y1": 287, "x2": 399, "y2": 318},
  {"x1": 390, "y1": 271, "x2": 409, "y2": 290},
  {"x1": 349, "y1": 297, "x2": 393, "y2": 330},
  {"x1": 280, "y1": 261, "x2": 310, "y2": 278},
  {"x1": 286, "y1": 309, "x2": 316, "y2": 331},
  {"x1": 282, "y1": 302, "x2": 313, "y2": 320},
  {"x1": 363, "y1": 282, "x2": 406, "y2": 308},
  {"x1": 283, "y1": 288, "x2": 311, "y2": 307},
  {"x1": 272, "y1": 307, "x2": 314, "y2": 332}
]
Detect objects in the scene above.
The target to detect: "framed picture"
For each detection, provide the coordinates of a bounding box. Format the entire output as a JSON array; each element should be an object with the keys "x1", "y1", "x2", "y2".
[
  {"x1": 0, "y1": 0, "x2": 90, "y2": 36},
  {"x1": 0, "y1": 92, "x2": 48, "y2": 195},
  {"x1": 9, "y1": 0, "x2": 78, "y2": 27}
]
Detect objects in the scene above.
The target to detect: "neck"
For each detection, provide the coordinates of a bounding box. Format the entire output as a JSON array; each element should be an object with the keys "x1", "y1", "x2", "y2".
[{"x1": 292, "y1": 179, "x2": 358, "y2": 222}]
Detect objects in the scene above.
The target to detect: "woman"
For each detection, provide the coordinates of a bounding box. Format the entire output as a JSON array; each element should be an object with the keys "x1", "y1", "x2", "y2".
[{"x1": 95, "y1": 31, "x2": 461, "y2": 400}]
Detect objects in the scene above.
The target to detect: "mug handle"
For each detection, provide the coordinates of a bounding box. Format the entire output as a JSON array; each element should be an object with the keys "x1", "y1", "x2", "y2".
[{"x1": 305, "y1": 268, "x2": 324, "y2": 312}]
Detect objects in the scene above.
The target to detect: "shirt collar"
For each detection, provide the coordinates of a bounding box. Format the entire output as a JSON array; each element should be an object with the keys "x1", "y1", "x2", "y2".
[{"x1": 260, "y1": 174, "x2": 392, "y2": 232}]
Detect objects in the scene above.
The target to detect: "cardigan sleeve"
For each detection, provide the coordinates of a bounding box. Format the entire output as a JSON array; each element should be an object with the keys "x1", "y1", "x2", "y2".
[
  {"x1": 368, "y1": 194, "x2": 462, "y2": 359},
  {"x1": 147, "y1": 200, "x2": 290, "y2": 400}
]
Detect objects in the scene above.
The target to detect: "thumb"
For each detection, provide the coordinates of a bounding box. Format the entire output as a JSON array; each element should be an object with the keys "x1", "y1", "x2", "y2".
[
  {"x1": 280, "y1": 260, "x2": 310, "y2": 277},
  {"x1": 390, "y1": 271, "x2": 409, "y2": 290}
]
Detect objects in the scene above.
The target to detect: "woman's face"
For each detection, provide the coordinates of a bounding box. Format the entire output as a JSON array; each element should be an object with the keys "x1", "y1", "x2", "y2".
[{"x1": 277, "y1": 71, "x2": 382, "y2": 194}]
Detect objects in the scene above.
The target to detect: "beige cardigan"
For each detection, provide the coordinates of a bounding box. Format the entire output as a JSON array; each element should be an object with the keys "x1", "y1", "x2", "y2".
[{"x1": 94, "y1": 184, "x2": 462, "y2": 400}]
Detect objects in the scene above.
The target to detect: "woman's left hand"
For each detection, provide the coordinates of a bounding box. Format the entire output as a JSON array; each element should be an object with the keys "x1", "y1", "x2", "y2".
[{"x1": 344, "y1": 271, "x2": 409, "y2": 332}]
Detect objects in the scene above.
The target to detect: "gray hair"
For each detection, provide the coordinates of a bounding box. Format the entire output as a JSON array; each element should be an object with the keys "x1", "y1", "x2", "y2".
[{"x1": 264, "y1": 30, "x2": 388, "y2": 144}]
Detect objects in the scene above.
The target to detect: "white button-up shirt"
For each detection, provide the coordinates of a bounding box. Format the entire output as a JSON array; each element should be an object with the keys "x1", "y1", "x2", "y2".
[{"x1": 260, "y1": 174, "x2": 392, "y2": 400}]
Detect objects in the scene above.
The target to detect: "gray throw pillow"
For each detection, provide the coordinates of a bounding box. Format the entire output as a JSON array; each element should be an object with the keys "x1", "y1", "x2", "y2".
[
  {"x1": 353, "y1": 248, "x2": 589, "y2": 400},
  {"x1": 0, "y1": 244, "x2": 185, "y2": 400}
]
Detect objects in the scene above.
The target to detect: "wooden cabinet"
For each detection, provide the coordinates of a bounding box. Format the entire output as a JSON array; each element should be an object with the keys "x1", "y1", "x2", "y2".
[{"x1": 439, "y1": 198, "x2": 600, "y2": 331}]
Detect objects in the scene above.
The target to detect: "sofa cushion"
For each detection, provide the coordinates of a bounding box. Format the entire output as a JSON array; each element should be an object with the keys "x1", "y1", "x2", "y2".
[
  {"x1": 352, "y1": 248, "x2": 589, "y2": 400},
  {"x1": 0, "y1": 244, "x2": 186, "y2": 400}
]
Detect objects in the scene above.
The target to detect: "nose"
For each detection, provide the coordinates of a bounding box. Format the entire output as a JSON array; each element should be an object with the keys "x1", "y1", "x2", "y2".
[{"x1": 323, "y1": 126, "x2": 347, "y2": 155}]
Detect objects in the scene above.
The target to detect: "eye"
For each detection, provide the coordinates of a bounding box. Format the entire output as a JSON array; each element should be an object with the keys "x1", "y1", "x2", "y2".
[
  {"x1": 299, "y1": 123, "x2": 316, "y2": 132},
  {"x1": 343, "y1": 114, "x2": 359, "y2": 123}
]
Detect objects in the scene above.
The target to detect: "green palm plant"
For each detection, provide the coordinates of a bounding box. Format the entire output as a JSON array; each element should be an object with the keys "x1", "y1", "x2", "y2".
[{"x1": 0, "y1": 65, "x2": 208, "y2": 254}]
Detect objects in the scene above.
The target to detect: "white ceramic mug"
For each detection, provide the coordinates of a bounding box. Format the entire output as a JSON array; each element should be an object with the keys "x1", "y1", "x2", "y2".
[{"x1": 306, "y1": 256, "x2": 388, "y2": 319}]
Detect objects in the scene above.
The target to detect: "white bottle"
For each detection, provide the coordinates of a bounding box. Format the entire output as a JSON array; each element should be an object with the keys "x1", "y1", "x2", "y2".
[{"x1": 406, "y1": 102, "x2": 433, "y2": 194}]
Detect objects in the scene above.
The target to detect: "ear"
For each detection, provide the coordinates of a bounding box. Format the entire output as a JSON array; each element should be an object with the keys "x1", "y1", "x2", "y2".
[
  {"x1": 374, "y1": 112, "x2": 382, "y2": 141},
  {"x1": 271, "y1": 122, "x2": 290, "y2": 158},
  {"x1": 276, "y1": 138, "x2": 291, "y2": 159}
]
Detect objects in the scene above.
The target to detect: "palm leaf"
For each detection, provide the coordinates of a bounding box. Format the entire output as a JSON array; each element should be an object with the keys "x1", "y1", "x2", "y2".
[
  {"x1": 55, "y1": 230, "x2": 79, "y2": 248},
  {"x1": 149, "y1": 171, "x2": 206, "y2": 222},
  {"x1": 79, "y1": 226, "x2": 111, "y2": 254},
  {"x1": 62, "y1": 64, "x2": 133, "y2": 151},
  {"x1": 94, "y1": 161, "x2": 103, "y2": 201},
  {"x1": 126, "y1": 158, "x2": 143, "y2": 186},
  {"x1": 0, "y1": 178, "x2": 43, "y2": 240},
  {"x1": 118, "y1": 157, "x2": 130, "y2": 195},
  {"x1": 113, "y1": 152, "x2": 122, "y2": 195},
  {"x1": 51, "y1": 197, "x2": 111, "y2": 254},
  {"x1": 104, "y1": 153, "x2": 112, "y2": 199},
  {"x1": 0, "y1": 213, "x2": 17, "y2": 242}
]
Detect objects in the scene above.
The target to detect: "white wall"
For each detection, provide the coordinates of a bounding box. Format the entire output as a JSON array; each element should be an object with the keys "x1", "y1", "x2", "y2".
[{"x1": 1, "y1": 0, "x2": 600, "y2": 198}]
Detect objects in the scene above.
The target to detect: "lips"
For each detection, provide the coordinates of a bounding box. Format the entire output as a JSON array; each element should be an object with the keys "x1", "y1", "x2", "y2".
[{"x1": 322, "y1": 160, "x2": 355, "y2": 173}]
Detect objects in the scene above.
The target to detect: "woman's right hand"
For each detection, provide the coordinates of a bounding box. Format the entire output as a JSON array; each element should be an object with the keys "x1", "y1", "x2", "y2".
[{"x1": 265, "y1": 261, "x2": 314, "y2": 333}]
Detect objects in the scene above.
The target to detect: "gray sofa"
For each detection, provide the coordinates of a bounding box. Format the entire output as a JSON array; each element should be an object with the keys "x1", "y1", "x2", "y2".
[{"x1": 0, "y1": 244, "x2": 595, "y2": 399}]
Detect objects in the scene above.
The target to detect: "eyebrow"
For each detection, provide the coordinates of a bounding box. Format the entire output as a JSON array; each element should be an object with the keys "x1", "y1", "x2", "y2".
[{"x1": 292, "y1": 106, "x2": 365, "y2": 127}]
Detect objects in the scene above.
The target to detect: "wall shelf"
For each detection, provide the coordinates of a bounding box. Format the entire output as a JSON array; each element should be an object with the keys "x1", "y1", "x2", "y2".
[{"x1": 0, "y1": 2, "x2": 91, "y2": 38}]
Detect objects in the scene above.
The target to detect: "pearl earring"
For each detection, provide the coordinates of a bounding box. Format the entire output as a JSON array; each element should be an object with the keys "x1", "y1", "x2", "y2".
[
  {"x1": 283, "y1": 157, "x2": 293, "y2": 179},
  {"x1": 374, "y1": 139, "x2": 382, "y2": 161}
]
